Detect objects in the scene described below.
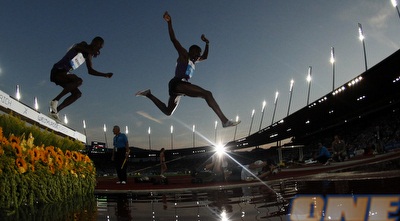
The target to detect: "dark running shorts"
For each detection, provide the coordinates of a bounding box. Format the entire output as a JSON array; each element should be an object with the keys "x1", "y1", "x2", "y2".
[
  {"x1": 50, "y1": 67, "x2": 67, "y2": 86},
  {"x1": 168, "y1": 78, "x2": 191, "y2": 96},
  {"x1": 50, "y1": 66, "x2": 81, "y2": 87}
]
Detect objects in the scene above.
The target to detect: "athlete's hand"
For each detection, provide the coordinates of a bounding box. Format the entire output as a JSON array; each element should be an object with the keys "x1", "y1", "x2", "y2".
[
  {"x1": 201, "y1": 34, "x2": 209, "y2": 44},
  {"x1": 163, "y1": 11, "x2": 171, "y2": 22},
  {"x1": 105, "y1": 73, "x2": 113, "y2": 78}
]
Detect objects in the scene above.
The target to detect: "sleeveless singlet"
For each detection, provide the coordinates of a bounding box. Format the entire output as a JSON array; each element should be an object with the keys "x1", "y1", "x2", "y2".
[
  {"x1": 54, "y1": 45, "x2": 86, "y2": 71},
  {"x1": 175, "y1": 59, "x2": 195, "y2": 81}
]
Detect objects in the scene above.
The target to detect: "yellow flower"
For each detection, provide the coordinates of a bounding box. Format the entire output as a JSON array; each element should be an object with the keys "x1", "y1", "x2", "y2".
[
  {"x1": 55, "y1": 155, "x2": 64, "y2": 169},
  {"x1": 83, "y1": 155, "x2": 91, "y2": 163},
  {"x1": 33, "y1": 148, "x2": 41, "y2": 161},
  {"x1": 26, "y1": 133, "x2": 34, "y2": 148},
  {"x1": 1, "y1": 137, "x2": 9, "y2": 146},
  {"x1": 65, "y1": 150, "x2": 72, "y2": 159},
  {"x1": 70, "y1": 169, "x2": 78, "y2": 177},
  {"x1": 46, "y1": 146, "x2": 56, "y2": 155},
  {"x1": 41, "y1": 151, "x2": 49, "y2": 164},
  {"x1": 16, "y1": 157, "x2": 28, "y2": 174},
  {"x1": 56, "y1": 148, "x2": 64, "y2": 156},
  {"x1": 71, "y1": 151, "x2": 81, "y2": 162},
  {"x1": 9, "y1": 134, "x2": 21, "y2": 144},
  {"x1": 12, "y1": 142, "x2": 23, "y2": 157}
]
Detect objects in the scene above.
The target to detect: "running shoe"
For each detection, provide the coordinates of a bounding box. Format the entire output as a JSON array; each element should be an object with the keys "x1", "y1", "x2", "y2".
[
  {"x1": 50, "y1": 112, "x2": 61, "y2": 122},
  {"x1": 121, "y1": 181, "x2": 126, "y2": 184},
  {"x1": 223, "y1": 120, "x2": 241, "y2": 128},
  {"x1": 135, "y1": 89, "x2": 150, "y2": 97},
  {"x1": 50, "y1": 100, "x2": 58, "y2": 113}
]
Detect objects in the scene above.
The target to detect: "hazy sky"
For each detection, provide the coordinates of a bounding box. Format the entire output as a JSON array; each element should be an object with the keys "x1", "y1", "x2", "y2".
[{"x1": 1, "y1": 1, "x2": 399, "y2": 150}]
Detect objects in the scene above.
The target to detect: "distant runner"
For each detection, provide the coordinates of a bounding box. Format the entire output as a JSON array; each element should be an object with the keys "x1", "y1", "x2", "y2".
[
  {"x1": 136, "y1": 11, "x2": 240, "y2": 128},
  {"x1": 49, "y1": 36, "x2": 113, "y2": 121}
]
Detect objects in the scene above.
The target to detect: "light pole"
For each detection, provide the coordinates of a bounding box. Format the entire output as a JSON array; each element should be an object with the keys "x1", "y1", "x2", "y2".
[
  {"x1": 330, "y1": 47, "x2": 335, "y2": 91},
  {"x1": 148, "y1": 127, "x2": 151, "y2": 150},
  {"x1": 214, "y1": 121, "x2": 218, "y2": 142},
  {"x1": 170, "y1": 125, "x2": 174, "y2": 150},
  {"x1": 392, "y1": 0, "x2": 400, "y2": 21},
  {"x1": 34, "y1": 97, "x2": 39, "y2": 111},
  {"x1": 259, "y1": 100, "x2": 267, "y2": 130},
  {"x1": 233, "y1": 115, "x2": 239, "y2": 140},
  {"x1": 15, "y1": 85, "x2": 21, "y2": 101},
  {"x1": 306, "y1": 66, "x2": 312, "y2": 105},
  {"x1": 358, "y1": 23, "x2": 368, "y2": 72},
  {"x1": 271, "y1": 91, "x2": 279, "y2": 124},
  {"x1": 248, "y1": 109, "x2": 255, "y2": 136},
  {"x1": 83, "y1": 120, "x2": 87, "y2": 144},
  {"x1": 192, "y1": 125, "x2": 195, "y2": 148},
  {"x1": 63, "y1": 114, "x2": 68, "y2": 124},
  {"x1": 287, "y1": 79, "x2": 294, "y2": 117},
  {"x1": 103, "y1": 124, "x2": 108, "y2": 148}
]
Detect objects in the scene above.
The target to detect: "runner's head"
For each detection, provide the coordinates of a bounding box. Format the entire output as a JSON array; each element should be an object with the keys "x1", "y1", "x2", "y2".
[
  {"x1": 91, "y1": 36, "x2": 104, "y2": 57},
  {"x1": 189, "y1": 45, "x2": 201, "y2": 61}
]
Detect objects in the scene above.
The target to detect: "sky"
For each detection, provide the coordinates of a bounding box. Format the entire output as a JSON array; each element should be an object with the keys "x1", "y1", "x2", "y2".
[{"x1": 1, "y1": 1, "x2": 400, "y2": 150}]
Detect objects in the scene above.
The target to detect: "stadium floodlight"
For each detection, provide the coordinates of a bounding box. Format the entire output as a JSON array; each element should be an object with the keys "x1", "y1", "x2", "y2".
[
  {"x1": 287, "y1": 79, "x2": 294, "y2": 116},
  {"x1": 83, "y1": 120, "x2": 87, "y2": 144},
  {"x1": 331, "y1": 47, "x2": 336, "y2": 91},
  {"x1": 64, "y1": 114, "x2": 68, "y2": 124},
  {"x1": 148, "y1": 127, "x2": 151, "y2": 150},
  {"x1": 215, "y1": 143, "x2": 225, "y2": 156},
  {"x1": 170, "y1": 125, "x2": 174, "y2": 150},
  {"x1": 15, "y1": 85, "x2": 21, "y2": 101},
  {"x1": 306, "y1": 66, "x2": 312, "y2": 105},
  {"x1": 271, "y1": 91, "x2": 279, "y2": 124},
  {"x1": 103, "y1": 124, "x2": 108, "y2": 148},
  {"x1": 358, "y1": 23, "x2": 368, "y2": 71},
  {"x1": 392, "y1": 0, "x2": 400, "y2": 21},
  {"x1": 192, "y1": 125, "x2": 195, "y2": 148},
  {"x1": 34, "y1": 97, "x2": 39, "y2": 111},
  {"x1": 259, "y1": 100, "x2": 267, "y2": 130}
]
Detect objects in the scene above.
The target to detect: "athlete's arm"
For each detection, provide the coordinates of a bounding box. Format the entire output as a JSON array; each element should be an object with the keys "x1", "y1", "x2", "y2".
[
  {"x1": 198, "y1": 34, "x2": 209, "y2": 61},
  {"x1": 163, "y1": 11, "x2": 188, "y2": 59},
  {"x1": 84, "y1": 54, "x2": 113, "y2": 78}
]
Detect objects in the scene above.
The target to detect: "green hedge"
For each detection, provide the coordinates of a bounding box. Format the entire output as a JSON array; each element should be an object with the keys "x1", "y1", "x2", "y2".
[
  {"x1": 0, "y1": 114, "x2": 96, "y2": 211},
  {"x1": 0, "y1": 114, "x2": 84, "y2": 152}
]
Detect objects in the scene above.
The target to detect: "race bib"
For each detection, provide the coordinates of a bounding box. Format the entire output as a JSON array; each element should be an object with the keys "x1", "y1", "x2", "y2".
[
  {"x1": 185, "y1": 60, "x2": 195, "y2": 79},
  {"x1": 70, "y1": 53, "x2": 85, "y2": 70}
]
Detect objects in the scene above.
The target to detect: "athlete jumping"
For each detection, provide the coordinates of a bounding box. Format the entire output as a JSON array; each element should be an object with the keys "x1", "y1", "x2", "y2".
[
  {"x1": 49, "y1": 36, "x2": 113, "y2": 121},
  {"x1": 136, "y1": 11, "x2": 240, "y2": 128}
]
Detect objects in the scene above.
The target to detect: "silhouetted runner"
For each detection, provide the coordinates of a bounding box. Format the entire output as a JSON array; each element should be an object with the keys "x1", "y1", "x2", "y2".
[
  {"x1": 49, "y1": 36, "x2": 113, "y2": 121},
  {"x1": 136, "y1": 11, "x2": 240, "y2": 128}
]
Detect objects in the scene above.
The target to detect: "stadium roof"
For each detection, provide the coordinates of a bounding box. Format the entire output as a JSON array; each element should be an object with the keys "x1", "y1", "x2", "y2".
[{"x1": 226, "y1": 49, "x2": 400, "y2": 150}]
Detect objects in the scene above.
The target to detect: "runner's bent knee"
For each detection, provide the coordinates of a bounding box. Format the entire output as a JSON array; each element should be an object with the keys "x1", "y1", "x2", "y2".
[{"x1": 71, "y1": 89, "x2": 82, "y2": 98}]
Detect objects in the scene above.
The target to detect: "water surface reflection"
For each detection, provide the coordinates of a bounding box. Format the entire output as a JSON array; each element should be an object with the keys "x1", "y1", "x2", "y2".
[
  {"x1": 94, "y1": 175, "x2": 400, "y2": 220},
  {"x1": 1, "y1": 175, "x2": 399, "y2": 220}
]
